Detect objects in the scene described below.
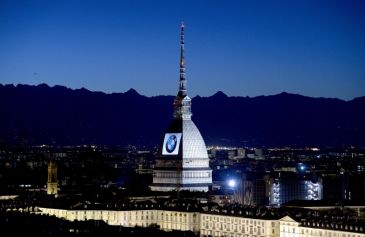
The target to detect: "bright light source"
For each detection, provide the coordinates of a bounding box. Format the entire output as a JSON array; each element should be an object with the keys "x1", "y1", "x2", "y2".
[
  {"x1": 298, "y1": 163, "x2": 306, "y2": 171},
  {"x1": 228, "y1": 179, "x2": 236, "y2": 188}
]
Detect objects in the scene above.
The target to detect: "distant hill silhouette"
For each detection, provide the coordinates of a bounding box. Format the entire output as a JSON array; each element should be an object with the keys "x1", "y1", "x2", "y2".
[{"x1": 0, "y1": 83, "x2": 364, "y2": 147}]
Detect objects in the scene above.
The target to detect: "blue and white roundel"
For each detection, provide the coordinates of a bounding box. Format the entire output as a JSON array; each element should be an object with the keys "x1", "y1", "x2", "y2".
[
  {"x1": 162, "y1": 133, "x2": 182, "y2": 155},
  {"x1": 166, "y1": 135, "x2": 177, "y2": 153}
]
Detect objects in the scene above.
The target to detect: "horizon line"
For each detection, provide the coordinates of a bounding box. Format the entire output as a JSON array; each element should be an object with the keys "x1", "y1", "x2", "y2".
[{"x1": 0, "y1": 82, "x2": 363, "y2": 101}]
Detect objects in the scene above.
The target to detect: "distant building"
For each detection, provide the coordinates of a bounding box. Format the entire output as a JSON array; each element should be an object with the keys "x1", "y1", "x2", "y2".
[
  {"x1": 242, "y1": 173, "x2": 267, "y2": 206},
  {"x1": 254, "y1": 148, "x2": 264, "y2": 159},
  {"x1": 267, "y1": 172, "x2": 323, "y2": 205},
  {"x1": 151, "y1": 23, "x2": 212, "y2": 192},
  {"x1": 237, "y1": 148, "x2": 246, "y2": 158},
  {"x1": 47, "y1": 160, "x2": 58, "y2": 196},
  {"x1": 228, "y1": 150, "x2": 236, "y2": 160},
  {"x1": 208, "y1": 148, "x2": 217, "y2": 158},
  {"x1": 224, "y1": 172, "x2": 267, "y2": 206},
  {"x1": 329, "y1": 172, "x2": 365, "y2": 201},
  {"x1": 228, "y1": 148, "x2": 246, "y2": 160}
]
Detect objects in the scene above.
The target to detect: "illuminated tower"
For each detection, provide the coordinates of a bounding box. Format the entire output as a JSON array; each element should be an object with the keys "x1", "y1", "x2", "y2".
[
  {"x1": 47, "y1": 160, "x2": 58, "y2": 196},
  {"x1": 151, "y1": 22, "x2": 212, "y2": 192}
]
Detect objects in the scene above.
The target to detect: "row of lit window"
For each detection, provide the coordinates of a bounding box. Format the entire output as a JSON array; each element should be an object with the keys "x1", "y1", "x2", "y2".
[{"x1": 202, "y1": 215, "x2": 267, "y2": 227}]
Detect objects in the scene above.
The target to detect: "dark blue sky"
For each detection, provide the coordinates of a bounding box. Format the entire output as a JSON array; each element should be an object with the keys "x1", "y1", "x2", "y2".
[{"x1": 0, "y1": 0, "x2": 364, "y2": 100}]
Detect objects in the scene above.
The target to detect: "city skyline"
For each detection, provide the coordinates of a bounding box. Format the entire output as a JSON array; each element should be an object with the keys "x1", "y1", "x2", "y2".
[
  {"x1": 1, "y1": 1, "x2": 365, "y2": 235},
  {"x1": 0, "y1": 0, "x2": 364, "y2": 100}
]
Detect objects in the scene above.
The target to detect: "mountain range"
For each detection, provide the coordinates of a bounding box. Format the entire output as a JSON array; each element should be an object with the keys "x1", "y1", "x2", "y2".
[{"x1": 0, "y1": 83, "x2": 364, "y2": 147}]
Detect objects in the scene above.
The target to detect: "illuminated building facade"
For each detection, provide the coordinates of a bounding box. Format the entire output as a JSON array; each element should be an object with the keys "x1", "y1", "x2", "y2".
[
  {"x1": 150, "y1": 23, "x2": 212, "y2": 192},
  {"x1": 38, "y1": 207, "x2": 365, "y2": 237},
  {"x1": 279, "y1": 216, "x2": 364, "y2": 237},
  {"x1": 268, "y1": 173, "x2": 323, "y2": 205},
  {"x1": 200, "y1": 213, "x2": 279, "y2": 237},
  {"x1": 47, "y1": 160, "x2": 58, "y2": 196}
]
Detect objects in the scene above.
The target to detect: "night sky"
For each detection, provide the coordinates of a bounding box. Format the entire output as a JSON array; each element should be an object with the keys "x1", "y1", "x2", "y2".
[{"x1": 0, "y1": 0, "x2": 364, "y2": 100}]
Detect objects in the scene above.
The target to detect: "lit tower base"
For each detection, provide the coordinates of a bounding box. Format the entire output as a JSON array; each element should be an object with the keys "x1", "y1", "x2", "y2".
[
  {"x1": 150, "y1": 23, "x2": 212, "y2": 192},
  {"x1": 47, "y1": 160, "x2": 58, "y2": 196}
]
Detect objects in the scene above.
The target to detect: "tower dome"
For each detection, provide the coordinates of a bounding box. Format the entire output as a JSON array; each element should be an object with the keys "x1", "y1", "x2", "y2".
[{"x1": 151, "y1": 22, "x2": 212, "y2": 192}]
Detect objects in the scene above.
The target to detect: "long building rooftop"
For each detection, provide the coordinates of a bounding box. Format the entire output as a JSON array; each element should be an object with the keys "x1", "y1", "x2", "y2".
[{"x1": 3, "y1": 193, "x2": 365, "y2": 234}]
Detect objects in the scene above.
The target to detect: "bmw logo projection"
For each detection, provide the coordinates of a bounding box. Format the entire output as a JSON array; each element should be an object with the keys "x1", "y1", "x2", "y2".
[
  {"x1": 166, "y1": 135, "x2": 177, "y2": 153},
  {"x1": 162, "y1": 133, "x2": 182, "y2": 155}
]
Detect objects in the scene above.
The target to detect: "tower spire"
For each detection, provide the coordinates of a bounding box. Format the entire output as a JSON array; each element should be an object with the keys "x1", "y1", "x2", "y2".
[
  {"x1": 178, "y1": 21, "x2": 186, "y2": 97},
  {"x1": 174, "y1": 22, "x2": 192, "y2": 120}
]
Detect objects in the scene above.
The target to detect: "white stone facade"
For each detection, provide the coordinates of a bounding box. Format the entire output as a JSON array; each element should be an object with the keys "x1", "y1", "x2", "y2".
[
  {"x1": 200, "y1": 213, "x2": 279, "y2": 237},
  {"x1": 39, "y1": 207, "x2": 200, "y2": 233},
  {"x1": 37, "y1": 208, "x2": 365, "y2": 237},
  {"x1": 279, "y1": 216, "x2": 365, "y2": 237}
]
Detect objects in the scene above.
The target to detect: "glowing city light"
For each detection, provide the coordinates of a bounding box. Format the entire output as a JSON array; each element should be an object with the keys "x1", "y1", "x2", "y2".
[{"x1": 228, "y1": 179, "x2": 236, "y2": 188}]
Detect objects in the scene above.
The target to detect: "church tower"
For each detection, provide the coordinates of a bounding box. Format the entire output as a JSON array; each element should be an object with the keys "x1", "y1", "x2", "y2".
[
  {"x1": 151, "y1": 23, "x2": 212, "y2": 192},
  {"x1": 47, "y1": 160, "x2": 58, "y2": 196}
]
